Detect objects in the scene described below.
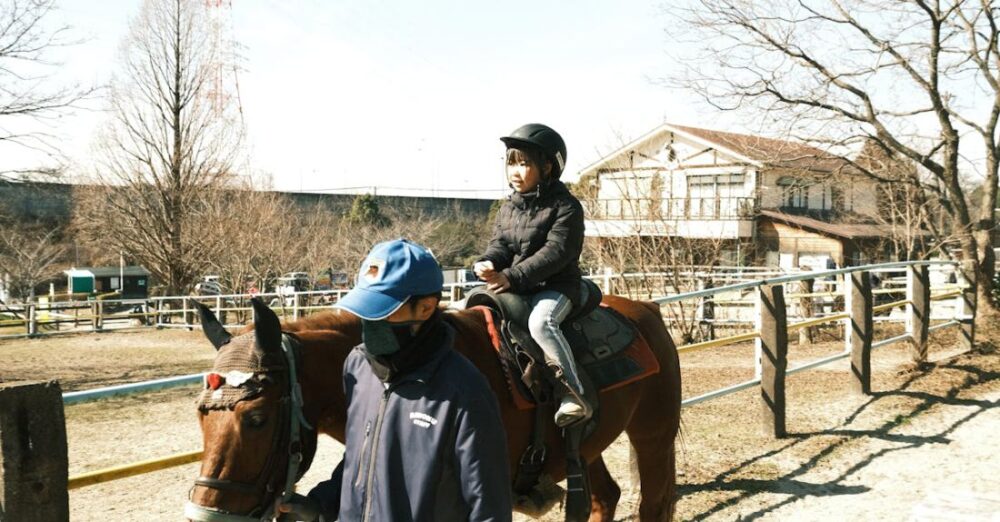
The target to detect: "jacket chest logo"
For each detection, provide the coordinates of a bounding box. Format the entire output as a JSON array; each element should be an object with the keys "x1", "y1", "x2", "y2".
[{"x1": 409, "y1": 411, "x2": 438, "y2": 429}]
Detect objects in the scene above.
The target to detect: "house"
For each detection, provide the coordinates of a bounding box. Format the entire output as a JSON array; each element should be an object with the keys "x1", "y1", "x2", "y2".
[
  {"x1": 579, "y1": 123, "x2": 895, "y2": 270},
  {"x1": 64, "y1": 266, "x2": 152, "y2": 299}
]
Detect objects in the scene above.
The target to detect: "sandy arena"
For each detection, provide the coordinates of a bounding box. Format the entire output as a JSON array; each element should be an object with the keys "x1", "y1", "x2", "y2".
[{"x1": 0, "y1": 321, "x2": 997, "y2": 521}]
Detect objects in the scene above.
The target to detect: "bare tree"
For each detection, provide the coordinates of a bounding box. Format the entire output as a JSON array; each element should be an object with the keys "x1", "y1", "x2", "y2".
[
  {"x1": 0, "y1": 222, "x2": 65, "y2": 301},
  {"x1": 0, "y1": 0, "x2": 93, "y2": 180},
  {"x1": 671, "y1": 0, "x2": 1000, "y2": 312},
  {"x1": 74, "y1": 0, "x2": 242, "y2": 295},
  {"x1": 205, "y1": 186, "x2": 334, "y2": 297},
  {"x1": 855, "y1": 139, "x2": 952, "y2": 259},
  {"x1": 578, "y1": 174, "x2": 742, "y2": 344},
  {"x1": 318, "y1": 196, "x2": 490, "y2": 283}
]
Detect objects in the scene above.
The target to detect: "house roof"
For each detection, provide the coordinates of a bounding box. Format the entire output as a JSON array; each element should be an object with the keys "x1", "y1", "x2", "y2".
[
  {"x1": 758, "y1": 210, "x2": 896, "y2": 240},
  {"x1": 64, "y1": 266, "x2": 151, "y2": 278},
  {"x1": 579, "y1": 123, "x2": 851, "y2": 177},
  {"x1": 669, "y1": 125, "x2": 850, "y2": 172}
]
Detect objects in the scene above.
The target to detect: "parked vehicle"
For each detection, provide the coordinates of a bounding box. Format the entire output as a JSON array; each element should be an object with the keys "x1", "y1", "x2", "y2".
[
  {"x1": 274, "y1": 272, "x2": 311, "y2": 295},
  {"x1": 195, "y1": 276, "x2": 223, "y2": 296},
  {"x1": 313, "y1": 270, "x2": 350, "y2": 291},
  {"x1": 441, "y1": 267, "x2": 479, "y2": 289},
  {"x1": 270, "y1": 272, "x2": 311, "y2": 307}
]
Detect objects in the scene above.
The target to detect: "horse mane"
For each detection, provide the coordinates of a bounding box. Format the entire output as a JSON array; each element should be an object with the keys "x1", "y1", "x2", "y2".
[{"x1": 282, "y1": 309, "x2": 362, "y2": 337}]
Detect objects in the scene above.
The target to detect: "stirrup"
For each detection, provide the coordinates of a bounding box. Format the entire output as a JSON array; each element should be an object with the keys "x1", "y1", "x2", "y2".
[{"x1": 554, "y1": 396, "x2": 592, "y2": 428}]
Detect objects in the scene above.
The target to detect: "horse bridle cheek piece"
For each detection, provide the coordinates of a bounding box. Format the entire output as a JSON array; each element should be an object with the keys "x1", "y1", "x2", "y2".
[{"x1": 184, "y1": 334, "x2": 314, "y2": 522}]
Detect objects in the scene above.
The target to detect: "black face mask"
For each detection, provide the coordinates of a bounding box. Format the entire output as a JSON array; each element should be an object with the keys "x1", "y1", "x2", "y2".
[{"x1": 361, "y1": 319, "x2": 422, "y2": 356}]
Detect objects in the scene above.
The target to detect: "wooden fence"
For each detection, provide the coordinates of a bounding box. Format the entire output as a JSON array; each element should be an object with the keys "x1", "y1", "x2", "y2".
[{"x1": 0, "y1": 260, "x2": 977, "y2": 520}]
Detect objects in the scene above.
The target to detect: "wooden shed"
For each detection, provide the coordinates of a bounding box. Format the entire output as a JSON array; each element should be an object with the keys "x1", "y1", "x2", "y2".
[
  {"x1": 757, "y1": 210, "x2": 893, "y2": 269},
  {"x1": 64, "y1": 266, "x2": 151, "y2": 299}
]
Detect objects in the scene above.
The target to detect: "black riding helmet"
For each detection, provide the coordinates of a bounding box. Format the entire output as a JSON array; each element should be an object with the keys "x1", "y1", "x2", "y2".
[{"x1": 500, "y1": 123, "x2": 567, "y2": 179}]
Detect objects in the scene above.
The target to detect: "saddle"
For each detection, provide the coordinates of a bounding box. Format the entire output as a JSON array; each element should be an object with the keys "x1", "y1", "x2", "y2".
[
  {"x1": 465, "y1": 279, "x2": 643, "y2": 405},
  {"x1": 460, "y1": 279, "x2": 652, "y2": 522}
]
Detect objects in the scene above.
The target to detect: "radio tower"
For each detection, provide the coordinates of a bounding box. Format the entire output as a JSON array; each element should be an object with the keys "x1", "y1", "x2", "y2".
[{"x1": 203, "y1": 0, "x2": 244, "y2": 125}]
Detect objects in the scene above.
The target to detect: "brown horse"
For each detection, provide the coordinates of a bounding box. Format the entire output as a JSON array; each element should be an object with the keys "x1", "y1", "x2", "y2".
[{"x1": 186, "y1": 296, "x2": 681, "y2": 522}]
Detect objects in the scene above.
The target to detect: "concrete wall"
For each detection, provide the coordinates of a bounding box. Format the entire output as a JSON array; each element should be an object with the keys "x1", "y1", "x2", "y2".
[
  {"x1": 0, "y1": 181, "x2": 74, "y2": 224},
  {"x1": 0, "y1": 182, "x2": 496, "y2": 224}
]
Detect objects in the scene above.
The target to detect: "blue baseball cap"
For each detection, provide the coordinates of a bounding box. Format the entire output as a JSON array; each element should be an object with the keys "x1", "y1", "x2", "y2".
[{"x1": 335, "y1": 239, "x2": 444, "y2": 320}]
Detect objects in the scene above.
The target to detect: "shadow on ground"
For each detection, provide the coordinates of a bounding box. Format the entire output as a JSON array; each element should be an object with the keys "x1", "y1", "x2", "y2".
[{"x1": 675, "y1": 350, "x2": 1000, "y2": 521}]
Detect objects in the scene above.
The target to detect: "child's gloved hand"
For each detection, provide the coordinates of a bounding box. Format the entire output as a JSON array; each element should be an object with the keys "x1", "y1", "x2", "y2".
[{"x1": 474, "y1": 261, "x2": 495, "y2": 280}]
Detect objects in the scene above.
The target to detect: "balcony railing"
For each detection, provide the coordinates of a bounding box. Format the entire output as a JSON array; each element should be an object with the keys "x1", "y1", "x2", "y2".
[{"x1": 583, "y1": 197, "x2": 757, "y2": 221}]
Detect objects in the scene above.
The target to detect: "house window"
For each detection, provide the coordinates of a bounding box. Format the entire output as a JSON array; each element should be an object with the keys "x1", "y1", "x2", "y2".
[
  {"x1": 777, "y1": 176, "x2": 808, "y2": 209},
  {"x1": 831, "y1": 186, "x2": 844, "y2": 211},
  {"x1": 816, "y1": 184, "x2": 844, "y2": 211},
  {"x1": 687, "y1": 174, "x2": 745, "y2": 218}
]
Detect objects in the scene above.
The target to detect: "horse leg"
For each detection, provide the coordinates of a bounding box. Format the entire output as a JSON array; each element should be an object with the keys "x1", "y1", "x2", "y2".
[
  {"x1": 625, "y1": 368, "x2": 680, "y2": 522},
  {"x1": 587, "y1": 456, "x2": 620, "y2": 522},
  {"x1": 625, "y1": 427, "x2": 676, "y2": 522}
]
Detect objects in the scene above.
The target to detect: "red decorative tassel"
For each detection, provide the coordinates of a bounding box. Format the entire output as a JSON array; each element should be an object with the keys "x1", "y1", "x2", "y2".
[{"x1": 207, "y1": 373, "x2": 224, "y2": 390}]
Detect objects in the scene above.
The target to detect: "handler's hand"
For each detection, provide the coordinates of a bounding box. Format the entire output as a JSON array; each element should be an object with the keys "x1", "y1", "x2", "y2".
[
  {"x1": 474, "y1": 260, "x2": 495, "y2": 280},
  {"x1": 486, "y1": 272, "x2": 511, "y2": 294},
  {"x1": 275, "y1": 493, "x2": 322, "y2": 521}
]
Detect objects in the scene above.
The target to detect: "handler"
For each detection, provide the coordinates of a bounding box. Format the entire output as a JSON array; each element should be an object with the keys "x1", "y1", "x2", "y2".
[{"x1": 279, "y1": 238, "x2": 512, "y2": 521}]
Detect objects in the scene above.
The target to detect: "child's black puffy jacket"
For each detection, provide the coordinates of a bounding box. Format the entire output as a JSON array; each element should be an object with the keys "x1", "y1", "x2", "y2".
[{"x1": 479, "y1": 180, "x2": 585, "y2": 306}]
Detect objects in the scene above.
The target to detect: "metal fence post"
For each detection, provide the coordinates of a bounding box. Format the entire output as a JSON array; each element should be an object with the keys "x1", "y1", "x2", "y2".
[
  {"x1": 756, "y1": 283, "x2": 787, "y2": 438},
  {"x1": 955, "y1": 260, "x2": 977, "y2": 351},
  {"x1": 27, "y1": 304, "x2": 37, "y2": 336},
  {"x1": 702, "y1": 278, "x2": 715, "y2": 341},
  {"x1": 798, "y1": 278, "x2": 814, "y2": 346},
  {"x1": 846, "y1": 271, "x2": 873, "y2": 395},
  {"x1": 153, "y1": 299, "x2": 162, "y2": 328},
  {"x1": 906, "y1": 265, "x2": 930, "y2": 361},
  {"x1": 0, "y1": 381, "x2": 69, "y2": 522},
  {"x1": 450, "y1": 285, "x2": 464, "y2": 304}
]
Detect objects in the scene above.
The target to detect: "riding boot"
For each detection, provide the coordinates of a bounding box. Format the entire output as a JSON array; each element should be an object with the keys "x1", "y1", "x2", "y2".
[{"x1": 550, "y1": 363, "x2": 593, "y2": 428}]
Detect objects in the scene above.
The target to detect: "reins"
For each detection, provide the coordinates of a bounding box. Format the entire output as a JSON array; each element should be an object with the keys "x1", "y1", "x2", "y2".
[{"x1": 184, "y1": 334, "x2": 314, "y2": 522}]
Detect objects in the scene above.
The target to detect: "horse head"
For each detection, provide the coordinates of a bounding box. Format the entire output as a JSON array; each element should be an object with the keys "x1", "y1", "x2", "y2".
[{"x1": 184, "y1": 297, "x2": 315, "y2": 521}]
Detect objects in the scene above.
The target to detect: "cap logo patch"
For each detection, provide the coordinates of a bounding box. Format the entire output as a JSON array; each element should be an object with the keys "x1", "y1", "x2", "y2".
[{"x1": 364, "y1": 259, "x2": 386, "y2": 283}]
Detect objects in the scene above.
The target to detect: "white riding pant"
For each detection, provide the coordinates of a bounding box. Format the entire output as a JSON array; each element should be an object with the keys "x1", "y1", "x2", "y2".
[{"x1": 527, "y1": 290, "x2": 584, "y2": 395}]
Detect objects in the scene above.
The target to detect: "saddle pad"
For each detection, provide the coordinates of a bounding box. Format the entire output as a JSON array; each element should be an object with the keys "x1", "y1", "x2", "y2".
[{"x1": 475, "y1": 306, "x2": 661, "y2": 411}]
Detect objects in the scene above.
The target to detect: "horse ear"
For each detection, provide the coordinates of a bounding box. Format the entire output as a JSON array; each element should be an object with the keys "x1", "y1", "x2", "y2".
[
  {"x1": 193, "y1": 300, "x2": 231, "y2": 350},
  {"x1": 250, "y1": 297, "x2": 282, "y2": 353}
]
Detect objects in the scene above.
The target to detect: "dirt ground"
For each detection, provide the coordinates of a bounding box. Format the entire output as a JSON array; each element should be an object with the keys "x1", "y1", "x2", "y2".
[{"x1": 1, "y1": 322, "x2": 997, "y2": 521}]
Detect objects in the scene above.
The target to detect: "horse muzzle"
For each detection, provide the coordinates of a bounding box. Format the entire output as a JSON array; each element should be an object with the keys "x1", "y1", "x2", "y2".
[{"x1": 183, "y1": 500, "x2": 274, "y2": 522}]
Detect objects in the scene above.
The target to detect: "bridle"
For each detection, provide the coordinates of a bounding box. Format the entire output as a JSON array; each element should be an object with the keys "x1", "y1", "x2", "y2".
[{"x1": 184, "y1": 334, "x2": 315, "y2": 522}]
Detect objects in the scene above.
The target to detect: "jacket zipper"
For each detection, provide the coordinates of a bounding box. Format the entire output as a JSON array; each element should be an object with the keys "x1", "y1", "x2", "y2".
[
  {"x1": 361, "y1": 388, "x2": 391, "y2": 522},
  {"x1": 353, "y1": 420, "x2": 371, "y2": 487}
]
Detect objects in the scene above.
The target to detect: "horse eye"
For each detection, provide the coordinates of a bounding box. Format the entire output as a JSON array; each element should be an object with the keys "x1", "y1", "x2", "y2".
[{"x1": 244, "y1": 412, "x2": 268, "y2": 429}]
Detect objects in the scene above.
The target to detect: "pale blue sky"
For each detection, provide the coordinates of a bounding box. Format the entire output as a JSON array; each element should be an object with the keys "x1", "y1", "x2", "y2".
[{"x1": 6, "y1": 0, "x2": 713, "y2": 197}]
